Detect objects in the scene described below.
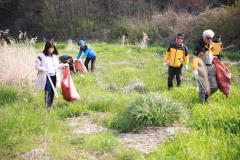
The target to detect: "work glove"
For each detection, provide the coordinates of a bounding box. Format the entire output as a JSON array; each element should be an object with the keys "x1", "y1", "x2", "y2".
[
  {"x1": 163, "y1": 62, "x2": 168, "y2": 68},
  {"x1": 192, "y1": 70, "x2": 198, "y2": 77},
  {"x1": 184, "y1": 64, "x2": 189, "y2": 70},
  {"x1": 39, "y1": 67, "x2": 46, "y2": 72}
]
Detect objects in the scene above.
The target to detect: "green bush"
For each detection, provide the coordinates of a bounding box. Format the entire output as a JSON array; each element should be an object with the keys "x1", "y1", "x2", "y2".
[{"x1": 110, "y1": 94, "x2": 188, "y2": 132}]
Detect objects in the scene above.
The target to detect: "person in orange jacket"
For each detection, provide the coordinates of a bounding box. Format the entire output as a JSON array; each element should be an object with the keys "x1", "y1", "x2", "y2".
[
  {"x1": 192, "y1": 29, "x2": 218, "y2": 103},
  {"x1": 163, "y1": 33, "x2": 189, "y2": 89},
  {"x1": 212, "y1": 34, "x2": 223, "y2": 60}
]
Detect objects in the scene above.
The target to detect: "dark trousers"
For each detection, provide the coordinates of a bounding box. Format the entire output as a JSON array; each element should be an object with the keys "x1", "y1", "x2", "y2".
[
  {"x1": 168, "y1": 66, "x2": 181, "y2": 89},
  {"x1": 84, "y1": 56, "x2": 96, "y2": 72},
  {"x1": 45, "y1": 75, "x2": 56, "y2": 107}
]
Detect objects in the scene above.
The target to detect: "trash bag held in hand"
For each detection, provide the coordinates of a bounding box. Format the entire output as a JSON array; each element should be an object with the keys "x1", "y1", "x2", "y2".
[
  {"x1": 74, "y1": 59, "x2": 87, "y2": 73},
  {"x1": 61, "y1": 66, "x2": 80, "y2": 101},
  {"x1": 213, "y1": 57, "x2": 231, "y2": 97}
]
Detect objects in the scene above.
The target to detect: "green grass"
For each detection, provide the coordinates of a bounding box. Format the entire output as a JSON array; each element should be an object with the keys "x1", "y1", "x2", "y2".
[
  {"x1": 0, "y1": 86, "x2": 18, "y2": 106},
  {"x1": 147, "y1": 129, "x2": 240, "y2": 160},
  {"x1": 222, "y1": 51, "x2": 240, "y2": 61},
  {"x1": 0, "y1": 42, "x2": 239, "y2": 159}
]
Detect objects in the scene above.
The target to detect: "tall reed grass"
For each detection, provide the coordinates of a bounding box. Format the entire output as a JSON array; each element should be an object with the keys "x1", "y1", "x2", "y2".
[{"x1": 0, "y1": 44, "x2": 36, "y2": 86}]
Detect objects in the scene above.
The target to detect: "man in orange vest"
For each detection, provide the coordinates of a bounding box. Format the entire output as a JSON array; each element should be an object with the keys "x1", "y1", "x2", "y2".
[{"x1": 163, "y1": 33, "x2": 189, "y2": 89}]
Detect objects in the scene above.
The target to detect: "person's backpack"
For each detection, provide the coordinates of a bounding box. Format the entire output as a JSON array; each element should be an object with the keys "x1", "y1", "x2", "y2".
[{"x1": 213, "y1": 57, "x2": 231, "y2": 97}]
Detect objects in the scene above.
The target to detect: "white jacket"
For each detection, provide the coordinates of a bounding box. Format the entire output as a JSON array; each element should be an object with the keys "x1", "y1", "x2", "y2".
[{"x1": 35, "y1": 53, "x2": 65, "y2": 90}]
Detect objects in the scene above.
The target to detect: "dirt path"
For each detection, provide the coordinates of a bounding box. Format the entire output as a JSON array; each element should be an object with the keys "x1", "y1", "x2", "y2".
[
  {"x1": 66, "y1": 113, "x2": 108, "y2": 135},
  {"x1": 66, "y1": 113, "x2": 188, "y2": 153}
]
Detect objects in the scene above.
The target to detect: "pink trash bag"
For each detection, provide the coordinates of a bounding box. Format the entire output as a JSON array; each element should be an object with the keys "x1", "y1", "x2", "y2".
[
  {"x1": 74, "y1": 59, "x2": 87, "y2": 73},
  {"x1": 61, "y1": 66, "x2": 80, "y2": 101}
]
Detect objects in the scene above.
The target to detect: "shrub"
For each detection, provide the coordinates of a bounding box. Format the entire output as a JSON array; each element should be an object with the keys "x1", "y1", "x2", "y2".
[{"x1": 110, "y1": 94, "x2": 188, "y2": 132}]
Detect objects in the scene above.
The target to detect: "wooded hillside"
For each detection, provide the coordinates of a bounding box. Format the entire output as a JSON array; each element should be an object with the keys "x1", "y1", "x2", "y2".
[{"x1": 0, "y1": 0, "x2": 239, "y2": 49}]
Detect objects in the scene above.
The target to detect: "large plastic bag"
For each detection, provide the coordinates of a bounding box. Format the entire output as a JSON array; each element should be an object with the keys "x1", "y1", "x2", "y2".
[
  {"x1": 74, "y1": 59, "x2": 87, "y2": 73},
  {"x1": 61, "y1": 66, "x2": 80, "y2": 101},
  {"x1": 213, "y1": 57, "x2": 231, "y2": 97}
]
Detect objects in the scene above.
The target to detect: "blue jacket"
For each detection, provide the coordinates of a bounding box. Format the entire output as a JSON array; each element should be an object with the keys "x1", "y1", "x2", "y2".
[{"x1": 76, "y1": 45, "x2": 96, "y2": 59}]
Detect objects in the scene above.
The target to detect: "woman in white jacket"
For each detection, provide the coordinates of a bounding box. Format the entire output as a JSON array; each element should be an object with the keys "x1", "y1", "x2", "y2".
[{"x1": 35, "y1": 41, "x2": 68, "y2": 107}]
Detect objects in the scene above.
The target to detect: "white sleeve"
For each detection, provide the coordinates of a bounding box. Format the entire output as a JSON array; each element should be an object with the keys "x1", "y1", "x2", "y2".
[{"x1": 35, "y1": 56, "x2": 45, "y2": 71}]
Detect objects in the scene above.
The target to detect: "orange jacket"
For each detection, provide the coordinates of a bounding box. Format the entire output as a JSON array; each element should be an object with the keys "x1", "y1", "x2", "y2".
[{"x1": 164, "y1": 42, "x2": 189, "y2": 67}]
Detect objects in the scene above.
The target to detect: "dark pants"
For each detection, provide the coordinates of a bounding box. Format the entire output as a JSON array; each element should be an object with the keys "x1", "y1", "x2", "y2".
[
  {"x1": 84, "y1": 56, "x2": 96, "y2": 72},
  {"x1": 168, "y1": 66, "x2": 181, "y2": 89},
  {"x1": 179, "y1": 64, "x2": 183, "y2": 75},
  {"x1": 45, "y1": 75, "x2": 56, "y2": 107}
]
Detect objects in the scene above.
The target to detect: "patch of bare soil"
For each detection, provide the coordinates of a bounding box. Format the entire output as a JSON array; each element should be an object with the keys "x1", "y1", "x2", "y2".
[
  {"x1": 66, "y1": 113, "x2": 188, "y2": 153},
  {"x1": 118, "y1": 126, "x2": 188, "y2": 153},
  {"x1": 66, "y1": 114, "x2": 108, "y2": 135},
  {"x1": 19, "y1": 148, "x2": 53, "y2": 160}
]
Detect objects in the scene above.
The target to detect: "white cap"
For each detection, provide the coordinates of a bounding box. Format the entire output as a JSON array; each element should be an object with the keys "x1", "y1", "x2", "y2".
[{"x1": 202, "y1": 29, "x2": 214, "y2": 38}]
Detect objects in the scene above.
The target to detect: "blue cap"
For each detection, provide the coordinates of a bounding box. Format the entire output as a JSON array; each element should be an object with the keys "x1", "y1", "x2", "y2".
[{"x1": 78, "y1": 40, "x2": 85, "y2": 46}]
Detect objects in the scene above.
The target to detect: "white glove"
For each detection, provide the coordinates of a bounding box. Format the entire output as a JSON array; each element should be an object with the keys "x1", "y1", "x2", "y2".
[
  {"x1": 192, "y1": 70, "x2": 198, "y2": 77},
  {"x1": 185, "y1": 64, "x2": 189, "y2": 70},
  {"x1": 39, "y1": 67, "x2": 46, "y2": 72},
  {"x1": 163, "y1": 62, "x2": 168, "y2": 68}
]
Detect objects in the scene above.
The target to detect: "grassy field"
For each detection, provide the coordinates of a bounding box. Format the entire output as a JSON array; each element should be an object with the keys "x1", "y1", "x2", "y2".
[{"x1": 0, "y1": 42, "x2": 239, "y2": 160}]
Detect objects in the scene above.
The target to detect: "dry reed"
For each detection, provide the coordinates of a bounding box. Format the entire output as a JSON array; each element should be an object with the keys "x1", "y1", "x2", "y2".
[{"x1": 0, "y1": 44, "x2": 36, "y2": 87}]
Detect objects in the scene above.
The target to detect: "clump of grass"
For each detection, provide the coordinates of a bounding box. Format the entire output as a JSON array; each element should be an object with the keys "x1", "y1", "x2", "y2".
[
  {"x1": 110, "y1": 93, "x2": 188, "y2": 132},
  {"x1": 114, "y1": 149, "x2": 143, "y2": 160},
  {"x1": 73, "y1": 132, "x2": 118, "y2": 154},
  {"x1": 0, "y1": 86, "x2": 18, "y2": 106},
  {"x1": 55, "y1": 101, "x2": 88, "y2": 119}
]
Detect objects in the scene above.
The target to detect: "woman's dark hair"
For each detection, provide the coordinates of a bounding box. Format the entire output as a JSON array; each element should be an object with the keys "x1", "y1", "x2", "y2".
[{"x1": 43, "y1": 41, "x2": 59, "y2": 56}]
